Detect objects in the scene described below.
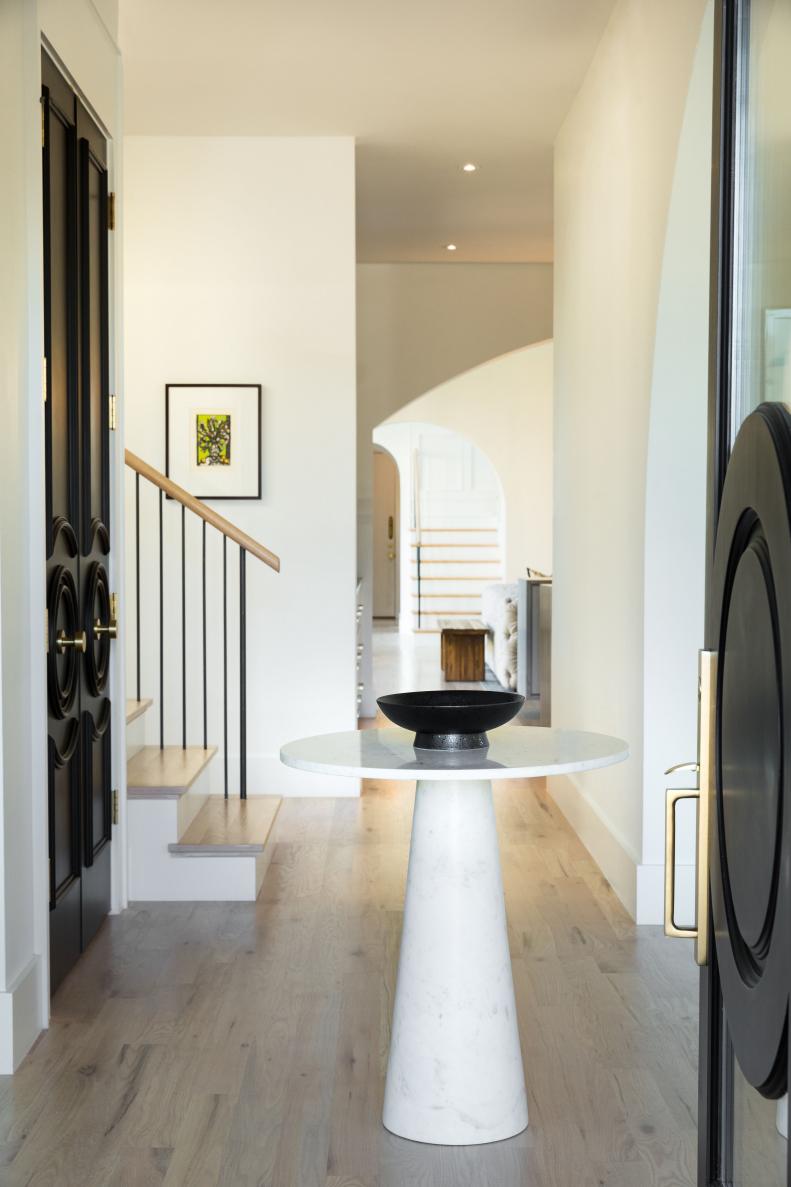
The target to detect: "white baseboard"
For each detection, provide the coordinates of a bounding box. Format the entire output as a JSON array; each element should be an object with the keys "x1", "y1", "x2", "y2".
[
  {"x1": 547, "y1": 775, "x2": 696, "y2": 927},
  {"x1": 0, "y1": 955, "x2": 44, "y2": 1073},
  {"x1": 635, "y1": 861, "x2": 695, "y2": 926},
  {"x1": 548, "y1": 774, "x2": 639, "y2": 919}
]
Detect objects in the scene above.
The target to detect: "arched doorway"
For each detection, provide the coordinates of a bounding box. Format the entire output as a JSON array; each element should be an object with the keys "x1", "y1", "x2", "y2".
[{"x1": 373, "y1": 421, "x2": 505, "y2": 634}]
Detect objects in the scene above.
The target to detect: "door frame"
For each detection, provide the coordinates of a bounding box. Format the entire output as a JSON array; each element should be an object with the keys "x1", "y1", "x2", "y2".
[
  {"x1": 700, "y1": 0, "x2": 789, "y2": 1179},
  {"x1": 699, "y1": 0, "x2": 732, "y2": 1173},
  {"x1": 372, "y1": 444, "x2": 400, "y2": 620},
  {"x1": 35, "y1": 38, "x2": 127, "y2": 1007}
]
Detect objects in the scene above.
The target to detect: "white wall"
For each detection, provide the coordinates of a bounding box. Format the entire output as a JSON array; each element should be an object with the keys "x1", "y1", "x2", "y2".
[
  {"x1": 357, "y1": 263, "x2": 553, "y2": 714},
  {"x1": 0, "y1": 0, "x2": 123, "y2": 1071},
  {"x1": 551, "y1": 0, "x2": 711, "y2": 920},
  {"x1": 386, "y1": 343, "x2": 553, "y2": 581},
  {"x1": 639, "y1": 5, "x2": 713, "y2": 920},
  {"x1": 123, "y1": 136, "x2": 358, "y2": 796}
]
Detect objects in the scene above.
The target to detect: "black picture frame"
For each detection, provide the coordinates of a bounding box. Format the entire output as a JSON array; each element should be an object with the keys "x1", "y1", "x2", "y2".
[{"x1": 165, "y1": 383, "x2": 262, "y2": 500}]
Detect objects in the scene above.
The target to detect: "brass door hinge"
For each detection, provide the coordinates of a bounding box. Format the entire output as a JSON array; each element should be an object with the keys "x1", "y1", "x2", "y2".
[
  {"x1": 109, "y1": 393, "x2": 117, "y2": 431},
  {"x1": 112, "y1": 788, "x2": 119, "y2": 826},
  {"x1": 110, "y1": 592, "x2": 118, "y2": 622},
  {"x1": 42, "y1": 356, "x2": 47, "y2": 404},
  {"x1": 107, "y1": 192, "x2": 116, "y2": 230}
]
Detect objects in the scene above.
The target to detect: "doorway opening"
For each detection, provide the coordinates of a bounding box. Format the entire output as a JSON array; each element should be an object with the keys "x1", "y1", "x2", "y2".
[
  {"x1": 372, "y1": 446, "x2": 399, "y2": 621},
  {"x1": 373, "y1": 421, "x2": 505, "y2": 635},
  {"x1": 368, "y1": 420, "x2": 544, "y2": 711}
]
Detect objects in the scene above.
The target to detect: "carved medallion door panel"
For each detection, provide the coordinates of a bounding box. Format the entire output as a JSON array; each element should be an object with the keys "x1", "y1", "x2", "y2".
[{"x1": 43, "y1": 52, "x2": 113, "y2": 992}]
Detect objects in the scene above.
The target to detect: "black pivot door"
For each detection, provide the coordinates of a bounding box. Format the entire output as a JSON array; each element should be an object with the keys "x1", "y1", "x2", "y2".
[
  {"x1": 700, "y1": 1, "x2": 791, "y2": 1182},
  {"x1": 42, "y1": 52, "x2": 113, "y2": 993}
]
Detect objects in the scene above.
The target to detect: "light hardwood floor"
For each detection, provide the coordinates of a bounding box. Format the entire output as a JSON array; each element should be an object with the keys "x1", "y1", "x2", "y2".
[{"x1": 0, "y1": 773, "x2": 698, "y2": 1187}]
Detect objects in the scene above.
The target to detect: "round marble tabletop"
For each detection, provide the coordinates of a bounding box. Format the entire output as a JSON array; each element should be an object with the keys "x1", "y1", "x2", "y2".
[{"x1": 280, "y1": 724, "x2": 629, "y2": 781}]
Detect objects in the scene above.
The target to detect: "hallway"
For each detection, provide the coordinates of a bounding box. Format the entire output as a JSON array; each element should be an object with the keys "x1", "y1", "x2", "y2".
[
  {"x1": 0, "y1": 769, "x2": 697, "y2": 1186},
  {"x1": 370, "y1": 622, "x2": 501, "y2": 699},
  {"x1": 370, "y1": 623, "x2": 540, "y2": 723}
]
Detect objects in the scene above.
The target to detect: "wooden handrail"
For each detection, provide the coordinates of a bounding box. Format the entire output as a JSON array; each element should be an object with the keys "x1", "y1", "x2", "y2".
[{"x1": 125, "y1": 449, "x2": 280, "y2": 572}]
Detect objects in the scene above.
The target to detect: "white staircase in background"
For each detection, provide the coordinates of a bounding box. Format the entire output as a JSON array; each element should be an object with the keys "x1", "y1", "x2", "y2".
[{"x1": 411, "y1": 527, "x2": 503, "y2": 633}]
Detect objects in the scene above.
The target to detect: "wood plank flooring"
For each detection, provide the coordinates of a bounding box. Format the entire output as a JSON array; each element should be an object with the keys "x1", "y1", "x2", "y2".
[{"x1": 0, "y1": 775, "x2": 698, "y2": 1186}]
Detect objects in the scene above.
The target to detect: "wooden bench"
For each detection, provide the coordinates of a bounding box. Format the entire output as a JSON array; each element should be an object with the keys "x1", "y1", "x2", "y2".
[{"x1": 439, "y1": 618, "x2": 488, "y2": 682}]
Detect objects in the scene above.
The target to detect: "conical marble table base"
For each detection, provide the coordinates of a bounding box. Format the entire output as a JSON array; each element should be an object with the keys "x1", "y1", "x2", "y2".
[
  {"x1": 281, "y1": 726, "x2": 628, "y2": 1146},
  {"x1": 383, "y1": 777, "x2": 526, "y2": 1143}
]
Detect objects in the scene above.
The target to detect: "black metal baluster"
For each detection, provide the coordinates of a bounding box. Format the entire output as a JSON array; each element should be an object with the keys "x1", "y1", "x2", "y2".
[
  {"x1": 135, "y1": 472, "x2": 141, "y2": 702},
  {"x1": 223, "y1": 535, "x2": 228, "y2": 799},
  {"x1": 239, "y1": 547, "x2": 247, "y2": 800},
  {"x1": 159, "y1": 488, "x2": 164, "y2": 749},
  {"x1": 202, "y1": 520, "x2": 207, "y2": 751},
  {"x1": 181, "y1": 504, "x2": 186, "y2": 750}
]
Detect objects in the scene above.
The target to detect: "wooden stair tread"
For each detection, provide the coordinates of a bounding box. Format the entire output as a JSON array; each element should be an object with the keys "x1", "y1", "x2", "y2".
[
  {"x1": 438, "y1": 618, "x2": 486, "y2": 632},
  {"x1": 417, "y1": 608, "x2": 484, "y2": 616},
  {"x1": 170, "y1": 796, "x2": 282, "y2": 854},
  {"x1": 413, "y1": 593, "x2": 484, "y2": 599},
  {"x1": 126, "y1": 698, "x2": 153, "y2": 725},
  {"x1": 127, "y1": 745, "x2": 218, "y2": 797}
]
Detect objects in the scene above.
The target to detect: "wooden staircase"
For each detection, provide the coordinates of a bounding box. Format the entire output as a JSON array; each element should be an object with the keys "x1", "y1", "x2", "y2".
[
  {"x1": 411, "y1": 527, "x2": 503, "y2": 632},
  {"x1": 125, "y1": 698, "x2": 280, "y2": 900},
  {"x1": 123, "y1": 455, "x2": 282, "y2": 902}
]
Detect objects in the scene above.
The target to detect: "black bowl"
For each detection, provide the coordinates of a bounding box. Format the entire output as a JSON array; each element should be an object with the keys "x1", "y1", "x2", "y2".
[{"x1": 376, "y1": 690, "x2": 525, "y2": 750}]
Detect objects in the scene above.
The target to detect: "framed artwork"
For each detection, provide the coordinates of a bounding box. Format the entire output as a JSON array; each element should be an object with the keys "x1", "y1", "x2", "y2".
[{"x1": 165, "y1": 384, "x2": 262, "y2": 500}]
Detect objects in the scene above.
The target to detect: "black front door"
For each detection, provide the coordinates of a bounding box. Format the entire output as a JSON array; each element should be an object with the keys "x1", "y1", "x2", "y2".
[
  {"x1": 42, "y1": 52, "x2": 114, "y2": 993},
  {"x1": 699, "y1": 1, "x2": 791, "y2": 1181}
]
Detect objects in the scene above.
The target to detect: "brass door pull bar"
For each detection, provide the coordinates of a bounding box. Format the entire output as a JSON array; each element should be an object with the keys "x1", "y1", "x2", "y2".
[
  {"x1": 663, "y1": 650, "x2": 716, "y2": 966},
  {"x1": 56, "y1": 630, "x2": 87, "y2": 654},
  {"x1": 93, "y1": 619, "x2": 117, "y2": 639},
  {"x1": 665, "y1": 786, "x2": 700, "y2": 941}
]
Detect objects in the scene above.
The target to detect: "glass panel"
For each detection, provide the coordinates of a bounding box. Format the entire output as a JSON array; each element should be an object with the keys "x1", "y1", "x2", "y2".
[
  {"x1": 733, "y1": 1053, "x2": 787, "y2": 1185},
  {"x1": 730, "y1": 0, "x2": 791, "y2": 437}
]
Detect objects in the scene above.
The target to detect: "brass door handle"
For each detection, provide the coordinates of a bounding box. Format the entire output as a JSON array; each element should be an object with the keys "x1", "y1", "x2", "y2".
[
  {"x1": 665, "y1": 787, "x2": 700, "y2": 941},
  {"x1": 94, "y1": 618, "x2": 117, "y2": 639},
  {"x1": 56, "y1": 629, "x2": 87, "y2": 654},
  {"x1": 665, "y1": 761, "x2": 699, "y2": 775},
  {"x1": 663, "y1": 650, "x2": 716, "y2": 966}
]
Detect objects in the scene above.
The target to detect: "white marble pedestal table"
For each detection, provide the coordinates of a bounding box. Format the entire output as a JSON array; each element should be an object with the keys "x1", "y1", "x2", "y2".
[{"x1": 280, "y1": 725, "x2": 628, "y2": 1146}]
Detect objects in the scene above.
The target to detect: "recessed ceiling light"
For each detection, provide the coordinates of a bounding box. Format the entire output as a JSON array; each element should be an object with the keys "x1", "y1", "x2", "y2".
[
  {"x1": 446, "y1": 243, "x2": 457, "y2": 251},
  {"x1": 462, "y1": 162, "x2": 477, "y2": 172}
]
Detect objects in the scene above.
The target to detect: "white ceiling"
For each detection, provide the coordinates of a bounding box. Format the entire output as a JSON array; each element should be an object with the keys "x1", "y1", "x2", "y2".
[{"x1": 119, "y1": 0, "x2": 616, "y2": 263}]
